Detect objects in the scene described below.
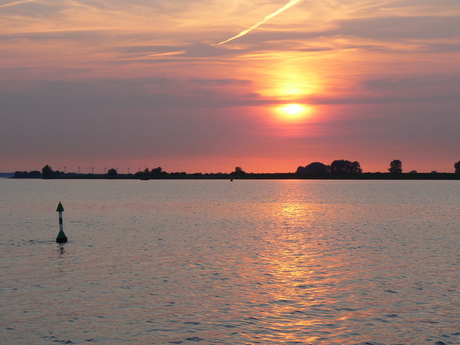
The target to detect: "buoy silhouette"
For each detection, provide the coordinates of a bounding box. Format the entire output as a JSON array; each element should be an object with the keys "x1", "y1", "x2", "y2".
[{"x1": 56, "y1": 202, "x2": 68, "y2": 243}]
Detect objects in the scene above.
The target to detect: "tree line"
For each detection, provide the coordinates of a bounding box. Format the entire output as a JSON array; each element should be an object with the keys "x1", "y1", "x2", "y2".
[
  {"x1": 297, "y1": 159, "x2": 460, "y2": 175},
  {"x1": 296, "y1": 160, "x2": 362, "y2": 175},
  {"x1": 10, "y1": 159, "x2": 460, "y2": 179}
]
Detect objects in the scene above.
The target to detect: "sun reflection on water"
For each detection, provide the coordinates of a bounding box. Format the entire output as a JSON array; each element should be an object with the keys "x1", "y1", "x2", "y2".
[
  {"x1": 232, "y1": 180, "x2": 392, "y2": 344},
  {"x1": 240, "y1": 197, "x2": 337, "y2": 343}
]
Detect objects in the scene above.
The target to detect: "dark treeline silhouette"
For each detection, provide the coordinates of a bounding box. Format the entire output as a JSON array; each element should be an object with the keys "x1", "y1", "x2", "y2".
[
  {"x1": 296, "y1": 160, "x2": 362, "y2": 175},
  {"x1": 133, "y1": 167, "x2": 166, "y2": 180},
  {"x1": 330, "y1": 160, "x2": 362, "y2": 174},
  {"x1": 12, "y1": 170, "x2": 42, "y2": 178},
  {"x1": 9, "y1": 160, "x2": 460, "y2": 180}
]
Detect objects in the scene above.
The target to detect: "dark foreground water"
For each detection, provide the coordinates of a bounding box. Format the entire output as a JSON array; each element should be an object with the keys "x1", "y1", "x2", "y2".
[{"x1": 1, "y1": 179, "x2": 459, "y2": 344}]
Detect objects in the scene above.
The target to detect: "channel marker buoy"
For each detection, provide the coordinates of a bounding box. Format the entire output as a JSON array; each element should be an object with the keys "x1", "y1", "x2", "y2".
[{"x1": 56, "y1": 202, "x2": 68, "y2": 243}]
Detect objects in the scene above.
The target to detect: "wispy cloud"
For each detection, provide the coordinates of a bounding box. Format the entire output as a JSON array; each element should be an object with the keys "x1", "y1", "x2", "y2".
[{"x1": 218, "y1": 0, "x2": 302, "y2": 45}]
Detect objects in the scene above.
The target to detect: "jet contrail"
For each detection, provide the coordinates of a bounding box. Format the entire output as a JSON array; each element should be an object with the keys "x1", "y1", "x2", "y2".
[
  {"x1": 0, "y1": 0, "x2": 35, "y2": 8},
  {"x1": 218, "y1": 0, "x2": 301, "y2": 45}
]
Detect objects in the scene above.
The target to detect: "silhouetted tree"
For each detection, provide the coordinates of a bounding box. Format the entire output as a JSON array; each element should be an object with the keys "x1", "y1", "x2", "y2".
[
  {"x1": 307, "y1": 162, "x2": 328, "y2": 174},
  {"x1": 389, "y1": 159, "x2": 402, "y2": 173},
  {"x1": 107, "y1": 168, "x2": 118, "y2": 177},
  {"x1": 150, "y1": 167, "x2": 163, "y2": 177},
  {"x1": 330, "y1": 160, "x2": 362, "y2": 174},
  {"x1": 296, "y1": 166, "x2": 307, "y2": 174},
  {"x1": 42, "y1": 165, "x2": 54, "y2": 178},
  {"x1": 134, "y1": 168, "x2": 150, "y2": 179},
  {"x1": 231, "y1": 166, "x2": 246, "y2": 176},
  {"x1": 330, "y1": 160, "x2": 346, "y2": 174},
  {"x1": 455, "y1": 161, "x2": 460, "y2": 173},
  {"x1": 296, "y1": 162, "x2": 328, "y2": 174},
  {"x1": 351, "y1": 161, "x2": 362, "y2": 174}
]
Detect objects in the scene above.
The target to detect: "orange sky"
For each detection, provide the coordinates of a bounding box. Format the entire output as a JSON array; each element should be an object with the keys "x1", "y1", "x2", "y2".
[{"x1": 1, "y1": 0, "x2": 459, "y2": 173}]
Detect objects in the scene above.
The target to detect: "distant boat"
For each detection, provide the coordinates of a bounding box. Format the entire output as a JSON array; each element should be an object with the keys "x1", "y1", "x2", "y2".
[{"x1": 140, "y1": 176, "x2": 150, "y2": 180}]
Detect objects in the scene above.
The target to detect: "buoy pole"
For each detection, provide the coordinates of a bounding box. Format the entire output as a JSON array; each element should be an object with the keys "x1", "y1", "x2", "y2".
[{"x1": 56, "y1": 202, "x2": 68, "y2": 243}]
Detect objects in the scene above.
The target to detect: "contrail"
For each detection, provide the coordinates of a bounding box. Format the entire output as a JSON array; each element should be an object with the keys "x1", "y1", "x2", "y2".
[
  {"x1": 0, "y1": 0, "x2": 35, "y2": 8},
  {"x1": 218, "y1": 0, "x2": 301, "y2": 45}
]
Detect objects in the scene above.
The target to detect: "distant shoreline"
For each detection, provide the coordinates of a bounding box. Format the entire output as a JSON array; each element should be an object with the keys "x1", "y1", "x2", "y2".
[{"x1": 7, "y1": 172, "x2": 460, "y2": 180}]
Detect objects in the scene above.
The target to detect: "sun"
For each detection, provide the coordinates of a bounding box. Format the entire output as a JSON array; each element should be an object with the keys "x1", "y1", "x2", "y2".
[
  {"x1": 276, "y1": 103, "x2": 310, "y2": 121},
  {"x1": 283, "y1": 104, "x2": 303, "y2": 116}
]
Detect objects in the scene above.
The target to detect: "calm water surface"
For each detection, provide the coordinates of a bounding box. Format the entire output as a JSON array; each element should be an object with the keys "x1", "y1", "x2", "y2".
[{"x1": 1, "y1": 179, "x2": 459, "y2": 345}]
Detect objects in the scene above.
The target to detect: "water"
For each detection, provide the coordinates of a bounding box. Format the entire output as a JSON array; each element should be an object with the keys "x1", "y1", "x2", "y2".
[{"x1": 1, "y1": 179, "x2": 459, "y2": 345}]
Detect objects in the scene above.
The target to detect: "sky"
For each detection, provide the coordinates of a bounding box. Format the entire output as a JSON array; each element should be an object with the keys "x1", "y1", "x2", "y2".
[{"x1": 1, "y1": 0, "x2": 459, "y2": 174}]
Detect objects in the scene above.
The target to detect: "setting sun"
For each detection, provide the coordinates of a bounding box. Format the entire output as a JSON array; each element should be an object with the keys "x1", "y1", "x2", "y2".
[
  {"x1": 283, "y1": 104, "x2": 303, "y2": 115},
  {"x1": 276, "y1": 103, "x2": 311, "y2": 121}
]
